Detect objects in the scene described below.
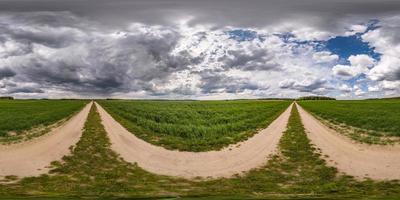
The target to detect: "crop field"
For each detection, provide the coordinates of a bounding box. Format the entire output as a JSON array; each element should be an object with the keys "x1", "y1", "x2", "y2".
[
  {"x1": 98, "y1": 100, "x2": 291, "y2": 151},
  {"x1": 1, "y1": 104, "x2": 399, "y2": 199},
  {"x1": 298, "y1": 99, "x2": 400, "y2": 144},
  {"x1": 0, "y1": 100, "x2": 88, "y2": 141}
]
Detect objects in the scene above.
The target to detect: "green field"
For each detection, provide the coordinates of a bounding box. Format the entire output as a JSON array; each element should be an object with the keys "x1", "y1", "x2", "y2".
[
  {"x1": 298, "y1": 100, "x2": 400, "y2": 143},
  {"x1": 98, "y1": 100, "x2": 291, "y2": 151},
  {"x1": 0, "y1": 100, "x2": 88, "y2": 140},
  {"x1": 1, "y1": 104, "x2": 399, "y2": 199}
]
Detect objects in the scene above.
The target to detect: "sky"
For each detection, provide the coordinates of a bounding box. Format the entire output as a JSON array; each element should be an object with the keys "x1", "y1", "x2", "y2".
[{"x1": 0, "y1": 0, "x2": 400, "y2": 99}]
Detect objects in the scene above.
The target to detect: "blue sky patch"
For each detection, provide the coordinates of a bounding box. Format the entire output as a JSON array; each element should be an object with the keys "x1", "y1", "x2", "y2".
[
  {"x1": 275, "y1": 32, "x2": 326, "y2": 53},
  {"x1": 325, "y1": 35, "x2": 380, "y2": 63},
  {"x1": 325, "y1": 20, "x2": 381, "y2": 64},
  {"x1": 276, "y1": 20, "x2": 381, "y2": 65},
  {"x1": 227, "y1": 29, "x2": 258, "y2": 42},
  {"x1": 274, "y1": 20, "x2": 382, "y2": 92}
]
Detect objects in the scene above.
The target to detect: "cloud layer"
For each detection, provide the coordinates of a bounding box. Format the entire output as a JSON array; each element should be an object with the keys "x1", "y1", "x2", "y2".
[{"x1": 0, "y1": 1, "x2": 400, "y2": 99}]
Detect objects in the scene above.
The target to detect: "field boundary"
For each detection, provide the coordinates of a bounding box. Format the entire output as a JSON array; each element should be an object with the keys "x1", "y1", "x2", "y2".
[
  {"x1": 296, "y1": 103, "x2": 400, "y2": 180},
  {"x1": 0, "y1": 106, "x2": 87, "y2": 145},
  {"x1": 302, "y1": 110, "x2": 400, "y2": 145},
  {"x1": 95, "y1": 102, "x2": 293, "y2": 178}
]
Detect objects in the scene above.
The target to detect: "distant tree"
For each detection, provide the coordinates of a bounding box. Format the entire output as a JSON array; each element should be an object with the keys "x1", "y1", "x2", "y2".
[
  {"x1": 257, "y1": 98, "x2": 295, "y2": 101},
  {"x1": 296, "y1": 96, "x2": 336, "y2": 101},
  {"x1": 384, "y1": 96, "x2": 400, "y2": 100},
  {"x1": 367, "y1": 96, "x2": 400, "y2": 100},
  {"x1": 0, "y1": 96, "x2": 14, "y2": 100}
]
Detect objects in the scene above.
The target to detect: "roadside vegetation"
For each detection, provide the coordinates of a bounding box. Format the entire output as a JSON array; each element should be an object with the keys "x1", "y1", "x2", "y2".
[
  {"x1": 193, "y1": 105, "x2": 400, "y2": 198},
  {"x1": 0, "y1": 100, "x2": 88, "y2": 143},
  {"x1": 0, "y1": 104, "x2": 194, "y2": 197},
  {"x1": 98, "y1": 100, "x2": 291, "y2": 151},
  {"x1": 298, "y1": 100, "x2": 400, "y2": 144},
  {"x1": 1, "y1": 104, "x2": 399, "y2": 199}
]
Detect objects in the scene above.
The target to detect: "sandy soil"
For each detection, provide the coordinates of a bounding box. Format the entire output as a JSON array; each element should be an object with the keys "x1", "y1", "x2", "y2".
[
  {"x1": 296, "y1": 103, "x2": 400, "y2": 180},
  {"x1": 0, "y1": 102, "x2": 92, "y2": 178},
  {"x1": 96, "y1": 102, "x2": 292, "y2": 179}
]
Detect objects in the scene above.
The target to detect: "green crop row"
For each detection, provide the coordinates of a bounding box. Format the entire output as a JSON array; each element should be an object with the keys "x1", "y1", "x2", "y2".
[
  {"x1": 1, "y1": 103, "x2": 399, "y2": 199},
  {"x1": 0, "y1": 100, "x2": 88, "y2": 138},
  {"x1": 298, "y1": 99, "x2": 400, "y2": 139},
  {"x1": 98, "y1": 100, "x2": 292, "y2": 151}
]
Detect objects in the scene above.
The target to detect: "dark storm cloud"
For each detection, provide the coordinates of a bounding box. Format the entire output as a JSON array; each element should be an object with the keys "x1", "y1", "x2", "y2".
[
  {"x1": 74, "y1": 28, "x2": 194, "y2": 95},
  {"x1": 294, "y1": 79, "x2": 329, "y2": 93},
  {"x1": 1, "y1": 0, "x2": 400, "y2": 28},
  {"x1": 7, "y1": 86, "x2": 44, "y2": 94},
  {"x1": 396, "y1": 70, "x2": 400, "y2": 81},
  {"x1": 0, "y1": 12, "x2": 88, "y2": 49},
  {"x1": 378, "y1": 68, "x2": 400, "y2": 82},
  {"x1": 0, "y1": 68, "x2": 16, "y2": 80},
  {"x1": 334, "y1": 69, "x2": 353, "y2": 78},
  {"x1": 279, "y1": 79, "x2": 331, "y2": 94},
  {"x1": 2, "y1": 9, "x2": 278, "y2": 97},
  {"x1": 219, "y1": 49, "x2": 280, "y2": 71},
  {"x1": 0, "y1": 12, "x2": 197, "y2": 96},
  {"x1": 199, "y1": 72, "x2": 262, "y2": 94}
]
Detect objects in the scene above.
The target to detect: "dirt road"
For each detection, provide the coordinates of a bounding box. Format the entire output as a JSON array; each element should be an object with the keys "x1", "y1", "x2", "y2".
[
  {"x1": 297, "y1": 103, "x2": 400, "y2": 180},
  {"x1": 96, "y1": 102, "x2": 292, "y2": 179},
  {"x1": 0, "y1": 102, "x2": 92, "y2": 178}
]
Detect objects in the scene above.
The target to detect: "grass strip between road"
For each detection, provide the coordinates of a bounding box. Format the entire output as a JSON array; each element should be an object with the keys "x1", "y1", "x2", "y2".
[
  {"x1": 0, "y1": 104, "x2": 193, "y2": 197},
  {"x1": 98, "y1": 100, "x2": 291, "y2": 151},
  {"x1": 0, "y1": 104, "x2": 399, "y2": 199}
]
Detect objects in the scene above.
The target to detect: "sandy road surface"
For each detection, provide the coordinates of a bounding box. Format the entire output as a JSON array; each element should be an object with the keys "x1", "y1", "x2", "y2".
[
  {"x1": 96, "y1": 102, "x2": 292, "y2": 179},
  {"x1": 297, "y1": 103, "x2": 400, "y2": 180},
  {"x1": 0, "y1": 102, "x2": 92, "y2": 178}
]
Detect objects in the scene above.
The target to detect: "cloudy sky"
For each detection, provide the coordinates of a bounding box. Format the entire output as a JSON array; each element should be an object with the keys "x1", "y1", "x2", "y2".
[{"x1": 0, "y1": 0, "x2": 400, "y2": 99}]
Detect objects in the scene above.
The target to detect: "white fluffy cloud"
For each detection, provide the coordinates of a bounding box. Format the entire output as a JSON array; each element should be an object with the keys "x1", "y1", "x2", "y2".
[
  {"x1": 1, "y1": 11, "x2": 400, "y2": 99},
  {"x1": 339, "y1": 84, "x2": 352, "y2": 93},
  {"x1": 358, "y1": 16, "x2": 400, "y2": 96},
  {"x1": 332, "y1": 54, "x2": 375, "y2": 80},
  {"x1": 362, "y1": 17, "x2": 400, "y2": 81},
  {"x1": 368, "y1": 85, "x2": 380, "y2": 92},
  {"x1": 344, "y1": 24, "x2": 368, "y2": 36},
  {"x1": 354, "y1": 85, "x2": 366, "y2": 96},
  {"x1": 332, "y1": 65, "x2": 358, "y2": 78},
  {"x1": 381, "y1": 80, "x2": 400, "y2": 90},
  {"x1": 312, "y1": 51, "x2": 339, "y2": 63},
  {"x1": 349, "y1": 54, "x2": 375, "y2": 69}
]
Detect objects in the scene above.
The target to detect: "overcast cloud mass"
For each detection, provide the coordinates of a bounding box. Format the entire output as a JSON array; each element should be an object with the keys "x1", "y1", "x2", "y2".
[{"x1": 0, "y1": 0, "x2": 400, "y2": 99}]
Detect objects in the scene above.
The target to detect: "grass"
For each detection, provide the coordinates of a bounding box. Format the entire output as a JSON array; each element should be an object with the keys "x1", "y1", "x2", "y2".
[
  {"x1": 298, "y1": 100, "x2": 400, "y2": 144},
  {"x1": 0, "y1": 104, "x2": 193, "y2": 197},
  {"x1": 97, "y1": 100, "x2": 292, "y2": 151},
  {"x1": 1, "y1": 104, "x2": 399, "y2": 199},
  {"x1": 192, "y1": 105, "x2": 400, "y2": 197},
  {"x1": 0, "y1": 100, "x2": 88, "y2": 142}
]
